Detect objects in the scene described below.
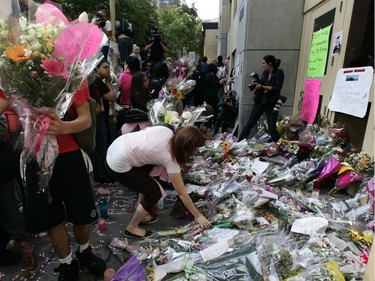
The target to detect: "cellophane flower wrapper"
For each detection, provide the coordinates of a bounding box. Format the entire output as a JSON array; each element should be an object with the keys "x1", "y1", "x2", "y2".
[
  {"x1": 110, "y1": 255, "x2": 147, "y2": 281},
  {"x1": 193, "y1": 240, "x2": 263, "y2": 281},
  {"x1": 0, "y1": 3, "x2": 104, "y2": 192}
]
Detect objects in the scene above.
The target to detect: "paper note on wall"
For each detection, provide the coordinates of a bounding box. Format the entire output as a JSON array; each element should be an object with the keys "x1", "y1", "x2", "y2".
[
  {"x1": 328, "y1": 67, "x2": 374, "y2": 118},
  {"x1": 308, "y1": 25, "x2": 332, "y2": 77},
  {"x1": 301, "y1": 79, "x2": 321, "y2": 123}
]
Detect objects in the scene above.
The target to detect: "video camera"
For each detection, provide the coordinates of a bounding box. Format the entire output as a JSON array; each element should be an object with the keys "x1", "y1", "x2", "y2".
[
  {"x1": 150, "y1": 28, "x2": 161, "y2": 41},
  {"x1": 248, "y1": 72, "x2": 260, "y2": 91},
  {"x1": 273, "y1": 95, "x2": 287, "y2": 112},
  {"x1": 95, "y1": 12, "x2": 107, "y2": 28}
]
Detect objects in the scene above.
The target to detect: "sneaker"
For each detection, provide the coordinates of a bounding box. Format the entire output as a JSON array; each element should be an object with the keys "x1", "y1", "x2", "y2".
[
  {"x1": 76, "y1": 246, "x2": 106, "y2": 276},
  {"x1": 54, "y1": 259, "x2": 79, "y2": 281}
]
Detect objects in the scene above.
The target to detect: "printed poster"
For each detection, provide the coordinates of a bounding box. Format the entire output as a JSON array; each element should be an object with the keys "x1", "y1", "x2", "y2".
[
  {"x1": 331, "y1": 31, "x2": 343, "y2": 56},
  {"x1": 308, "y1": 25, "x2": 332, "y2": 77},
  {"x1": 328, "y1": 67, "x2": 374, "y2": 118},
  {"x1": 301, "y1": 79, "x2": 321, "y2": 124}
]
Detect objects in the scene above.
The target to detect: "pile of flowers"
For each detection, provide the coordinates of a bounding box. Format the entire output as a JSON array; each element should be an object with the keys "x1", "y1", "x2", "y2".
[{"x1": 0, "y1": 3, "x2": 104, "y2": 190}]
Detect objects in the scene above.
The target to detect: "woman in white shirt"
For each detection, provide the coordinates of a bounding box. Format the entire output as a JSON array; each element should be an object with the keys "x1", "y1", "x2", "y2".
[{"x1": 106, "y1": 125, "x2": 211, "y2": 238}]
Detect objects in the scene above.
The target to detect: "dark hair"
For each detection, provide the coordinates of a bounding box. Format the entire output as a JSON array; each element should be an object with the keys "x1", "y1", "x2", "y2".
[
  {"x1": 125, "y1": 56, "x2": 141, "y2": 73},
  {"x1": 201, "y1": 56, "x2": 208, "y2": 63},
  {"x1": 97, "y1": 3, "x2": 106, "y2": 11},
  {"x1": 95, "y1": 59, "x2": 109, "y2": 72},
  {"x1": 131, "y1": 71, "x2": 147, "y2": 94},
  {"x1": 153, "y1": 62, "x2": 169, "y2": 79},
  {"x1": 263, "y1": 55, "x2": 281, "y2": 69},
  {"x1": 208, "y1": 63, "x2": 217, "y2": 74},
  {"x1": 170, "y1": 126, "x2": 207, "y2": 165},
  {"x1": 217, "y1": 55, "x2": 223, "y2": 62}
]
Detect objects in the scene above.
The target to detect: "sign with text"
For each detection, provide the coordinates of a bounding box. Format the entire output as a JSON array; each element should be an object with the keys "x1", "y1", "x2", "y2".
[
  {"x1": 328, "y1": 67, "x2": 374, "y2": 118},
  {"x1": 301, "y1": 79, "x2": 321, "y2": 124},
  {"x1": 308, "y1": 25, "x2": 332, "y2": 77}
]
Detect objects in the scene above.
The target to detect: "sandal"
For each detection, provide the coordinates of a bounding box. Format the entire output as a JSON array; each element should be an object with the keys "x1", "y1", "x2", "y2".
[
  {"x1": 124, "y1": 229, "x2": 154, "y2": 239},
  {"x1": 139, "y1": 216, "x2": 159, "y2": 225}
]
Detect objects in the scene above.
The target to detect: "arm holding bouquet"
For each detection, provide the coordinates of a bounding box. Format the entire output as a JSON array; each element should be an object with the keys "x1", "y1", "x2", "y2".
[{"x1": 44, "y1": 100, "x2": 91, "y2": 135}]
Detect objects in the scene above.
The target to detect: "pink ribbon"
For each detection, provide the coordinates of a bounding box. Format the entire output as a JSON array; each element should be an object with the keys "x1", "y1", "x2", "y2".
[{"x1": 33, "y1": 114, "x2": 51, "y2": 153}]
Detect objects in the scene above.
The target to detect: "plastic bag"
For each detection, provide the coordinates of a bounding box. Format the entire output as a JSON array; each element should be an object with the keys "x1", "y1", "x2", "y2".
[{"x1": 110, "y1": 256, "x2": 146, "y2": 281}]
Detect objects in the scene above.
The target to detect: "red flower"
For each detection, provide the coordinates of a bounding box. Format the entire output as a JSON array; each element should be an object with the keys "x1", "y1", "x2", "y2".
[{"x1": 40, "y1": 58, "x2": 68, "y2": 79}]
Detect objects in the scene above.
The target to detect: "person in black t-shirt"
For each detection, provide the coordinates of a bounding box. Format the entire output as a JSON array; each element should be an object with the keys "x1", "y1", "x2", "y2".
[{"x1": 145, "y1": 30, "x2": 169, "y2": 63}]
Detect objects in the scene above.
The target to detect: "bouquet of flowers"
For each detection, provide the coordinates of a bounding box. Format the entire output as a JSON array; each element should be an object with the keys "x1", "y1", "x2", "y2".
[
  {"x1": 148, "y1": 77, "x2": 196, "y2": 128},
  {"x1": 0, "y1": 3, "x2": 104, "y2": 191}
]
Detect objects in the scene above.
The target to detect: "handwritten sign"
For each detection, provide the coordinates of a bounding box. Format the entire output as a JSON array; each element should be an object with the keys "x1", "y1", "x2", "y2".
[
  {"x1": 308, "y1": 25, "x2": 332, "y2": 77},
  {"x1": 328, "y1": 67, "x2": 374, "y2": 118},
  {"x1": 301, "y1": 79, "x2": 321, "y2": 123}
]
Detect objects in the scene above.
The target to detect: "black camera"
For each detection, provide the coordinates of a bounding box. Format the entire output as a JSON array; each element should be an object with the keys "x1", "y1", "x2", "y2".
[
  {"x1": 273, "y1": 95, "x2": 287, "y2": 112},
  {"x1": 95, "y1": 13, "x2": 107, "y2": 28},
  {"x1": 150, "y1": 28, "x2": 161, "y2": 41},
  {"x1": 248, "y1": 72, "x2": 260, "y2": 91}
]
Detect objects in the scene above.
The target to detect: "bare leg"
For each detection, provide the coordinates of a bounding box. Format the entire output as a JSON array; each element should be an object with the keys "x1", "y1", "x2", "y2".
[
  {"x1": 72, "y1": 224, "x2": 90, "y2": 245},
  {"x1": 126, "y1": 203, "x2": 148, "y2": 236},
  {"x1": 47, "y1": 223, "x2": 70, "y2": 259}
]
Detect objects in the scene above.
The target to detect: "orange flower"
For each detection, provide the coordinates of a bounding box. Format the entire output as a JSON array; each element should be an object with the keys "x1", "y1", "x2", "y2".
[{"x1": 6, "y1": 45, "x2": 30, "y2": 62}]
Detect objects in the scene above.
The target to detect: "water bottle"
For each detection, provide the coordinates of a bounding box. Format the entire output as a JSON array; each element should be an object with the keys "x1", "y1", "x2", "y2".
[
  {"x1": 99, "y1": 198, "x2": 108, "y2": 219},
  {"x1": 157, "y1": 198, "x2": 164, "y2": 210}
]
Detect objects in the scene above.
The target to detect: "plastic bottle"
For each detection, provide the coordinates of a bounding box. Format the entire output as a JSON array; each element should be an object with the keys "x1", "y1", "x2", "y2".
[
  {"x1": 99, "y1": 198, "x2": 108, "y2": 219},
  {"x1": 157, "y1": 198, "x2": 164, "y2": 210}
]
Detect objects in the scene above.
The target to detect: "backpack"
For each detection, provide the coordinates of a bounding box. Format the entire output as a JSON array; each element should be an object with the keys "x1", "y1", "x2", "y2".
[
  {"x1": 149, "y1": 76, "x2": 166, "y2": 99},
  {"x1": 63, "y1": 98, "x2": 97, "y2": 153}
]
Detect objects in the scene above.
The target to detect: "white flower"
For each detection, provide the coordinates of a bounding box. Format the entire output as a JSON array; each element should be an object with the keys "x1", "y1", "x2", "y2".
[{"x1": 181, "y1": 111, "x2": 192, "y2": 120}]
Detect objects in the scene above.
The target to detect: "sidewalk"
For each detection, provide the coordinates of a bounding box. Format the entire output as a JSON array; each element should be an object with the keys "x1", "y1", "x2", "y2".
[{"x1": 0, "y1": 182, "x2": 190, "y2": 280}]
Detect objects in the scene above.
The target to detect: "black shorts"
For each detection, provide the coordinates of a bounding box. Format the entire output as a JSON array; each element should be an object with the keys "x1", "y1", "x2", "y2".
[{"x1": 25, "y1": 150, "x2": 98, "y2": 233}]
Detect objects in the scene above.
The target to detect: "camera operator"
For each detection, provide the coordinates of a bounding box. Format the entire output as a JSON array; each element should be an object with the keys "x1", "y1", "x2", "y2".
[
  {"x1": 238, "y1": 55, "x2": 284, "y2": 142},
  {"x1": 94, "y1": 4, "x2": 112, "y2": 59},
  {"x1": 144, "y1": 29, "x2": 169, "y2": 64}
]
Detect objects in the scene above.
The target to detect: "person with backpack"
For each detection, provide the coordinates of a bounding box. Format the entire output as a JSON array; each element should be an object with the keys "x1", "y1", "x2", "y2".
[
  {"x1": 149, "y1": 62, "x2": 169, "y2": 99},
  {"x1": 0, "y1": 86, "x2": 107, "y2": 280},
  {"x1": 116, "y1": 56, "x2": 141, "y2": 132},
  {"x1": 106, "y1": 125, "x2": 211, "y2": 239},
  {"x1": 116, "y1": 19, "x2": 134, "y2": 67}
]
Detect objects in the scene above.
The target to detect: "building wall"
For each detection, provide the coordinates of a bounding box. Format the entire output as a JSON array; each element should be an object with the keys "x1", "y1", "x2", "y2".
[
  {"x1": 204, "y1": 29, "x2": 219, "y2": 62},
  {"x1": 233, "y1": 0, "x2": 304, "y2": 135},
  {"x1": 220, "y1": 0, "x2": 373, "y2": 155}
]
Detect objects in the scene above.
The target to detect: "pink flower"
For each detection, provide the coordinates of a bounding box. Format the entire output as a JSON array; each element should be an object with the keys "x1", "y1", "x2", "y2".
[{"x1": 40, "y1": 58, "x2": 68, "y2": 79}]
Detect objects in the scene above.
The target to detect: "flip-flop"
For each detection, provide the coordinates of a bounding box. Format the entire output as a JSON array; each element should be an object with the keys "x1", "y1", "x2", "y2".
[
  {"x1": 124, "y1": 229, "x2": 154, "y2": 239},
  {"x1": 139, "y1": 216, "x2": 159, "y2": 225}
]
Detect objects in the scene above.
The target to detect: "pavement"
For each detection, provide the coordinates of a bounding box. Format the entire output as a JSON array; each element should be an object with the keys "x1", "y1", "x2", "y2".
[{"x1": 0, "y1": 181, "x2": 191, "y2": 281}]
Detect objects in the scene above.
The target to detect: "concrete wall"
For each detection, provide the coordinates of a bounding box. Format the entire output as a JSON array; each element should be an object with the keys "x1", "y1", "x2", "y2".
[
  {"x1": 204, "y1": 29, "x2": 219, "y2": 62},
  {"x1": 237, "y1": 0, "x2": 304, "y2": 134}
]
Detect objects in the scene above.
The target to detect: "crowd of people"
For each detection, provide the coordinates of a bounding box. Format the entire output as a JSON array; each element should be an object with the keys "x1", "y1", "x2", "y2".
[{"x1": 0, "y1": 3, "x2": 288, "y2": 280}]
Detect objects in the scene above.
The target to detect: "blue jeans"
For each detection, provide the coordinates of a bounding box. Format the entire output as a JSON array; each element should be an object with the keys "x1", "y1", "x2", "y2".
[{"x1": 238, "y1": 104, "x2": 280, "y2": 142}]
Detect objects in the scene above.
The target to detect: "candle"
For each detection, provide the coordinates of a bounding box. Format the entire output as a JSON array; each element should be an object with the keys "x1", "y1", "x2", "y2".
[{"x1": 98, "y1": 219, "x2": 106, "y2": 231}]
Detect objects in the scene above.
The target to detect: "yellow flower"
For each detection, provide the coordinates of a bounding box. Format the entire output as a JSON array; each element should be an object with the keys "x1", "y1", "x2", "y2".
[
  {"x1": 362, "y1": 231, "x2": 373, "y2": 245},
  {"x1": 6, "y1": 45, "x2": 30, "y2": 62},
  {"x1": 222, "y1": 141, "x2": 230, "y2": 152},
  {"x1": 175, "y1": 91, "x2": 182, "y2": 100},
  {"x1": 349, "y1": 230, "x2": 361, "y2": 241}
]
